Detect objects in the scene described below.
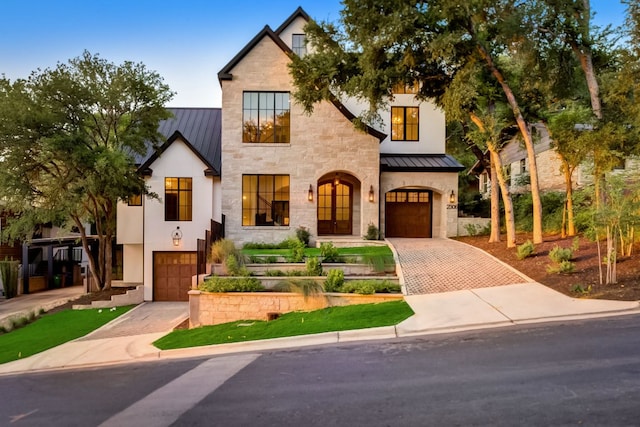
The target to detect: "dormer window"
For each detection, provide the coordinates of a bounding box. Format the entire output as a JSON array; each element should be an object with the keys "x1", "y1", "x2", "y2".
[{"x1": 292, "y1": 34, "x2": 306, "y2": 57}]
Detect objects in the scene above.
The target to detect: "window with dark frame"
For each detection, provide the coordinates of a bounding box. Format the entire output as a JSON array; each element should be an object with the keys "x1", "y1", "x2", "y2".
[
  {"x1": 391, "y1": 106, "x2": 419, "y2": 141},
  {"x1": 242, "y1": 92, "x2": 290, "y2": 143},
  {"x1": 242, "y1": 174, "x2": 290, "y2": 226},
  {"x1": 127, "y1": 193, "x2": 142, "y2": 206},
  {"x1": 292, "y1": 34, "x2": 306, "y2": 57},
  {"x1": 165, "y1": 177, "x2": 192, "y2": 221}
]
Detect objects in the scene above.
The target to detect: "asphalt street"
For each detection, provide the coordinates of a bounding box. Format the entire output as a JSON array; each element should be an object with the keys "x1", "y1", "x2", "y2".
[{"x1": 2, "y1": 314, "x2": 639, "y2": 426}]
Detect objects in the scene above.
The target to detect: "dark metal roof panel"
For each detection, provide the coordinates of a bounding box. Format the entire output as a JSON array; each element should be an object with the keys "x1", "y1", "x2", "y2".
[
  {"x1": 380, "y1": 154, "x2": 465, "y2": 172},
  {"x1": 137, "y1": 107, "x2": 222, "y2": 175}
]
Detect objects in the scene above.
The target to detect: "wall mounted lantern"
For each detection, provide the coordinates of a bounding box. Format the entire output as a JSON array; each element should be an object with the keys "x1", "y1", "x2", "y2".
[
  {"x1": 449, "y1": 190, "x2": 456, "y2": 204},
  {"x1": 172, "y1": 226, "x2": 183, "y2": 246},
  {"x1": 334, "y1": 173, "x2": 340, "y2": 186},
  {"x1": 368, "y1": 185, "x2": 375, "y2": 203},
  {"x1": 308, "y1": 184, "x2": 314, "y2": 202}
]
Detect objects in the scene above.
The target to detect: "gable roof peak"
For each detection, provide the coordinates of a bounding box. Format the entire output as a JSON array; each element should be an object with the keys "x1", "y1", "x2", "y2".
[{"x1": 274, "y1": 6, "x2": 311, "y2": 35}]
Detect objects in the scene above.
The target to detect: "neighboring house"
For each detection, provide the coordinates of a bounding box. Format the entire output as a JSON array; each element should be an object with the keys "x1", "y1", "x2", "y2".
[
  {"x1": 471, "y1": 124, "x2": 587, "y2": 197},
  {"x1": 117, "y1": 108, "x2": 222, "y2": 301},
  {"x1": 118, "y1": 7, "x2": 463, "y2": 302},
  {"x1": 471, "y1": 123, "x2": 640, "y2": 198}
]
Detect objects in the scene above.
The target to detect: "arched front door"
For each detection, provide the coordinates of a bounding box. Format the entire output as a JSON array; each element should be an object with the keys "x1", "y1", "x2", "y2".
[{"x1": 317, "y1": 181, "x2": 353, "y2": 235}]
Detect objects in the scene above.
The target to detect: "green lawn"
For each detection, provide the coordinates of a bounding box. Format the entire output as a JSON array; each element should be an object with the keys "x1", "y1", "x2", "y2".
[
  {"x1": 154, "y1": 300, "x2": 413, "y2": 350},
  {"x1": 0, "y1": 306, "x2": 134, "y2": 364},
  {"x1": 242, "y1": 245, "x2": 393, "y2": 258}
]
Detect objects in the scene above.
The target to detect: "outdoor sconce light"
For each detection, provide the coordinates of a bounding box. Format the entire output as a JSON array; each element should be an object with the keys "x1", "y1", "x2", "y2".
[
  {"x1": 308, "y1": 184, "x2": 314, "y2": 202},
  {"x1": 171, "y1": 226, "x2": 183, "y2": 246},
  {"x1": 449, "y1": 190, "x2": 456, "y2": 204},
  {"x1": 368, "y1": 185, "x2": 375, "y2": 203},
  {"x1": 334, "y1": 173, "x2": 340, "y2": 186}
]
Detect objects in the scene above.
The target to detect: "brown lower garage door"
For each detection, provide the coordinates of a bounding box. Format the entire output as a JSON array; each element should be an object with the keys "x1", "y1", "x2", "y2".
[
  {"x1": 385, "y1": 190, "x2": 432, "y2": 238},
  {"x1": 153, "y1": 252, "x2": 197, "y2": 301}
]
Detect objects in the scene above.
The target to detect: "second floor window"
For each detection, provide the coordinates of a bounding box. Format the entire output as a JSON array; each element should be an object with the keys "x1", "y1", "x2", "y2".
[
  {"x1": 392, "y1": 82, "x2": 419, "y2": 94},
  {"x1": 391, "y1": 107, "x2": 419, "y2": 141},
  {"x1": 165, "y1": 177, "x2": 192, "y2": 221},
  {"x1": 292, "y1": 34, "x2": 306, "y2": 57},
  {"x1": 243, "y1": 92, "x2": 290, "y2": 143}
]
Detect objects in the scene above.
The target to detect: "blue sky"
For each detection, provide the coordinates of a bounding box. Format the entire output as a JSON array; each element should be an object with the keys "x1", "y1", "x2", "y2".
[{"x1": 0, "y1": 0, "x2": 627, "y2": 108}]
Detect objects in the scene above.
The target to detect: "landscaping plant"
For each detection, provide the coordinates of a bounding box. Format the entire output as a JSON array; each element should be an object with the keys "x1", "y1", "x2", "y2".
[
  {"x1": 199, "y1": 276, "x2": 264, "y2": 292},
  {"x1": 0, "y1": 259, "x2": 19, "y2": 299},
  {"x1": 516, "y1": 240, "x2": 535, "y2": 260},
  {"x1": 323, "y1": 269, "x2": 344, "y2": 292}
]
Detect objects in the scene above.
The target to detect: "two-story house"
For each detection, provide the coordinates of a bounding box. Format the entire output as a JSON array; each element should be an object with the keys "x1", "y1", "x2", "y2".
[{"x1": 117, "y1": 7, "x2": 464, "y2": 302}]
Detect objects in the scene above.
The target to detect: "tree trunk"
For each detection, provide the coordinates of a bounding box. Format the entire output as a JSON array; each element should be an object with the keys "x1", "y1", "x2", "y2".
[
  {"x1": 562, "y1": 160, "x2": 576, "y2": 237},
  {"x1": 490, "y1": 149, "x2": 516, "y2": 248},
  {"x1": 476, "y1": 44, "x2": 543, "y2": 244},
  {"x1": 489, "y1": 163, "x2": 501, "y2": 243}
]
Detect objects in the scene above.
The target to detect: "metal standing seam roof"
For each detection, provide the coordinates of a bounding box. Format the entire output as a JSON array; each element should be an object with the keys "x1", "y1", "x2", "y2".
[
  {"x1": 137, "y1": 107, "x2": 222, "y2": 176},
  {"x1": 380, "y1": 154, "x2": 465, "y2": 172}
]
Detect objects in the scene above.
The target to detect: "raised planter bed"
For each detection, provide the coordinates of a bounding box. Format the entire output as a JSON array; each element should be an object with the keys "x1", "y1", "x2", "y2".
[
  {"x1": 188, "y1": 290, "x2": 404, "y2": 328},
  {"x1": 211, "y1": 262, "x2": 396, "y2": 277}
]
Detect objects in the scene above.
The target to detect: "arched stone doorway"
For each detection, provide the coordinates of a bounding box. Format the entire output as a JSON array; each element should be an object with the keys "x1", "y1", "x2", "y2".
[{"x1": 317, "y1": 173, "x2": 355, "y2": 235}]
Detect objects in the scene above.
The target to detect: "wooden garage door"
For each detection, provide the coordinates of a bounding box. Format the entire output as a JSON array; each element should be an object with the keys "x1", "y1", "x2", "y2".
[
  {"x1": 153, "y1": 252, "x2": 196, "y2": 301},
  {"x1": 385, "y1": 190, "x2": 432, "y2": 238}
]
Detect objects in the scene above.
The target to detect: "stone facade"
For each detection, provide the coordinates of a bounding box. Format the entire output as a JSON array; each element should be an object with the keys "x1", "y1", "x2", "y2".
[
  {"x1": 221, "y1": 34, "x2": 380, "y2": 246},
  {"x1": 380, "y1": 171, "x2": 459, "y2": 237},
  {"x1": 188, "y1": 290, "x2": 404, "y2": 327}
]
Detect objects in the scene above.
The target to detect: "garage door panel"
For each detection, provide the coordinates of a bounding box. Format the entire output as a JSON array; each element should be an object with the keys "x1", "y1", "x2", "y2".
[
  {"x1": 153, "y1": 251, "x2": 196, "y2": 302},
  {"x1": 385, "y1": 190, "x2": 432, "y2": 238}
]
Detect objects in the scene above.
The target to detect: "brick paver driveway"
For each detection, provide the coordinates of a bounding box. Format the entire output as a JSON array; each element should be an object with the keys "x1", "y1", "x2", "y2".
[{"x1": 388, "y1": 238, "x2": 531, "y2": 295}]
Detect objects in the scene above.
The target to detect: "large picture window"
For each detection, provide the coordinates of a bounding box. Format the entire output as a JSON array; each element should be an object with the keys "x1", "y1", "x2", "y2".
[
  {"x1": 242, "y1": 175, "x2": 290, "y2": 226},
  {"x1": 165, "y1": 178, "x2": 192, "y2": 221},
  {"x1": 391, "y1": 106, "x2": 419, "y2": 141},
  {"x1": 243, "y1": 92, "x2": 290, "y2": 143}
]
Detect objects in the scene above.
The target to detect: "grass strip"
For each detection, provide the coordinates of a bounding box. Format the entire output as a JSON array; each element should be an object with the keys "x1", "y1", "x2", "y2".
[
  {"x1": 242, "y1": 245, "x2": 393, "y2": 258},
  {"x1": 154, "y1": 300, "x2": 413, "y2": 350},
  {"x1": 0, "y1": 305, "x2": 135, "y2": 364}
]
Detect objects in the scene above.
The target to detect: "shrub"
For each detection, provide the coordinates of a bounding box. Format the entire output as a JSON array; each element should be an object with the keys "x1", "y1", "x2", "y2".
[
  {"x1": 199, "y1": 276, "x2": 265, "y2": 292},
  {"x1": 363, "y1": 254, "x2": 395, "y2": 272},
  {"x1": 516, "y1": 240, "x2": 535, "y2": 260},
  {"x1": 320, "y1": 242, "x2": 341, "y2": 263},
  {"x1": 324, "y1": 269, "x2": 344, "y2": 292},
  {"x1": 225, "y1": 254, "x2": 250, "y2": 277},
  {"x1": 248, "y1": 255, "x2": 278, "y2": 264},
  {"x1": 546, "y1": 260, "x2": 575, "y2": 274},
  {"x1": 296, "y1": 226, "x2": 311, "y2": 247},
  {"x1": 364, "y1": 223, "x2": 379, "y2": 240},
  {"x1": 340, "y1": 280, "x2": 401, "y2": 295},
  {"x1": 570, "y1": 283, "x2": 592, "y2": 295},
  {"x1": 265, "y1": 270, "x2": 285, "y2": 277},
  {"x1": 286, "y1": 239, "x2": 306, "y2": 263},
  {"x1": 272, "y1": 279, "x2": 324, "y2": 299},
  {"x1": 549, "y1": 245, "x2": 573, "y2": 263},
  {"x1": 0, "y1": 259, "x2": 19, "y2": 299},
  {"x1": 305, "y1": 257, "x2": 323, "y2": 276},
  {"x1": 209, "y1": 239, "x2": 238, "y2": 263}
]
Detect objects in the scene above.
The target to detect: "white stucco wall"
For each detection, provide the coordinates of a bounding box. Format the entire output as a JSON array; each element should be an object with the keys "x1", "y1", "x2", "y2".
[
  {"x1": 122, "y1": 244, "x2": 143, "y2": 283},
  {"x1": 141, "y1": 139, "x2": 215, "y2": 300},
  {"x1": 116, "y1": 201, "x2": 143, "y2": 244}
]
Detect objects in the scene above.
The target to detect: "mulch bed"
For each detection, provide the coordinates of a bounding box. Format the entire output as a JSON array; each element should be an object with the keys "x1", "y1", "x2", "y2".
[{"x1": 455, "y1": 234, "x2": 640, "y2": 301}]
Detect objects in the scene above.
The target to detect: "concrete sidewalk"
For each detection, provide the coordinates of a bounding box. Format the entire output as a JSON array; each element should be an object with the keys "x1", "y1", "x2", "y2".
[{"x1": 0, "y1": 282, "x2": 638, "y2": 376}]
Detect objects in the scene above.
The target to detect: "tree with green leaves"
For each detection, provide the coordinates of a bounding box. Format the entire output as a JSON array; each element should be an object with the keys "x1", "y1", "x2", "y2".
[
  {"x1": 0, "y1": 51, "x2": 173, "y2": 290},
  {"x1": 289, "y1": 0, "x2": 545, "y2": 244}
]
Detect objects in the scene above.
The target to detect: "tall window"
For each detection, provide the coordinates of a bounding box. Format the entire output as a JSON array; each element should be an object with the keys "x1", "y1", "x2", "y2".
[
  {"x1": 242, "y1": 175, "x2": 290, "y2": 226},
  {"x1": 391, "y1": 107, "x2": 419, "y2": 141},
  {"x1": 292, "y1": 34, "x2": 306, "y2": 57},
  {"x1": 243, "y1": 92, "x2": 290, "y2": 143},
  {"x1": 165, "y1": 178, "x2": 192, "y2": 221},
  {"x1": 127, "y1": 193, "x2": 142, "y2": 206}
]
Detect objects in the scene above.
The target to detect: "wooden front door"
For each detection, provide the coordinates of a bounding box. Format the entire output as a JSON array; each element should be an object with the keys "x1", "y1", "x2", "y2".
[{"x1": 317, "y1": 181, "x2": 353, "y2": 235}]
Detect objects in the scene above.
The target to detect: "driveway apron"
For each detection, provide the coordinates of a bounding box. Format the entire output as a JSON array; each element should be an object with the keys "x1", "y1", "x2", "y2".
[{"x1": 387, "y1": 238, "x2": 532, "y2": 295}]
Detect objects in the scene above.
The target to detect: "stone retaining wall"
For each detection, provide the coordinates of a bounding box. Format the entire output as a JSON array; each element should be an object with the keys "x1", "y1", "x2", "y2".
[{"x1": 189, "y1": 290, "x2": 404, "y2": 328}]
